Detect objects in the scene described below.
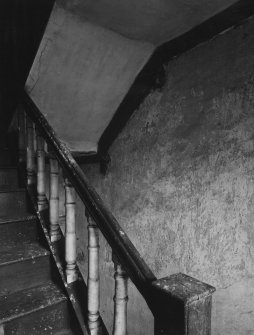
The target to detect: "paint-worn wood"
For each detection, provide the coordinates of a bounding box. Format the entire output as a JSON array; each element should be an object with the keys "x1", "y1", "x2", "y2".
[
  {"x1": 23, "y1": 93, "x2": 156, "y2": 303},
  {"x1": 0, "y1": 139, "x2": 85, "y2": 334},
  {"x1": 26, "y1": 116, "x2": 36, "y2": 185},
  {"x1": 0, "y1": 217, "x2": 39, "y2": 243},
  {"x1": 50, "y1": 156, "x2": 61, "y2": 242},
  {"x1": 112, "y1": 255, "x2": 128, "y2": 335},
  {"x1": 36, "y1": 130, "x2": 47, "y2": 210},
  {"x1": 0, "y1": 167, "x2": 19, "y2": 189},
  {"x1": 0, "y1": 149, "x2": 13, "y2": 166},
  {"x1": 17, "y1": 107, "x2": 26, "y2": 164},
  {"x1": 0, "y1": 281, "x2": 66, "y2": 323},
  {"x1": 26, "y1": 178, "x2": 106, "y2": 335},
  {"x1": 152, "y1": 273, "x2": 215, "y2": 335},
  {"x1": 22, "y1": 93, "x2": 216, "y2": 335},
  {"x1": 0, "y1": 214, "x2": 36, "y2": 225},
  {"x1": 0, "y1": 189, "x2": 29, "y2": 218},
  {"x1": 65, "y1": 178, "x2": 78, "y2": 283},
  {"x1": 0, "y1": 282, "x2": 71, "y2": 335},
  {"x1": 0, "y1": 244, "x2": 51, "y2": 297},
  {"x1": 86, "y1": 211, "x2": 101, "y2": 335}
]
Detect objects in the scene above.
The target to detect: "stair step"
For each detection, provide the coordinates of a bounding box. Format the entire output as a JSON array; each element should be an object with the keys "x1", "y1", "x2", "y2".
[
  {"x1": 0, "y1": 167, "x2": 19, "y2": 188},
  {"x1": 0, "y1": 188, "x2": 31, "y2": 218},
  {"x1": 0, "y1": 281, "x2": 72, "y2": 335},
  {"x1": 0, "y1": 214, "x2": 37, "y2": 225},
  {"x1": 0, "y1": 217, "x2": 39, "y2": 243},
  {"x1": 55, "y1": 330, "x2": 77, "y2": 335},
  {"x1": 0, "y1": 241, "x2": 51, "y2": 297},
  {"x1": 0, "y1": 281, "x2": 66, "y2": 323},
  {"x1": 0, "y1": 240, "x2": 49, "y2": 265}
]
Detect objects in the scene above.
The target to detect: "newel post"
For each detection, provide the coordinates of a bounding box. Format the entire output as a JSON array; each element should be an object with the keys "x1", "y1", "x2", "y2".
[{"x1": 152, "y1": 273, "x2": 215, "y2": 335}]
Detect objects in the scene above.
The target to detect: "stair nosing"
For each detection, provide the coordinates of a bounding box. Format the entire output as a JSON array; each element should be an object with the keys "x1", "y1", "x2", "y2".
[
  {"x1": 0, "y1": 252, "x2": 50, "y2": 267},
  {"x1": 0, "y1": 166, "x2": 17, "y2": 169},
  {"x1": 0, "y1": 244, "x2": 50, "y2": 267},
  {"x1": 0, "y1": 215, "x2": 37, "y2": 225},
  {"x1": 0, "y1": 188, "x2": 26, "y2": 193},
  {"x1": 0, "y1": 283, "x2": 67, "y2": 324},
  {"x1": 0, "y1": 298, "x2": 67, "y2": 324}
]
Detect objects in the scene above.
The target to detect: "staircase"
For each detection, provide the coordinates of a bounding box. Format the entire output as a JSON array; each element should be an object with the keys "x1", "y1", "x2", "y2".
[
  {"x1": 0, "y1": 97, "x2": 216, "y2": 335},
  {"x1": 0, "y1": 138, "x2": 81, "y2": 335}
]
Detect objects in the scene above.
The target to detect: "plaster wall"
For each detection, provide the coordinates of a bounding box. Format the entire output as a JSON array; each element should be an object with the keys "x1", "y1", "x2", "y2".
[
  {"x1": 58, "y1": 0, "x2": 238, "y2": 45},
  {"x1": 26, "y1": 3, "x2": 154, "y2": 152},
  {"x1": 73, "y1": 16, "x2": 254, "y2": 335}
]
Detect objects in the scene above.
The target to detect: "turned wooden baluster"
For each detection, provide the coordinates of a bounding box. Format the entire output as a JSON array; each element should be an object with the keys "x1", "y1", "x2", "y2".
[
  {"x1": 18, "y1": 108, "x2": 26, "y2": 164},
  {"x1": 65, "y1": 178, "x2": 78, "y2": 283},
  {"x1": 112, "y1": 255, "x2": 128, "y2": 335},
  {"x1": 26, "y1": 117, "x2": 36, "y2": 185},
  {"x1": 86, "y1": 210, "x2": 101, "y2": 335},
  {"x1": 49, "y1": 156, "x2": 61, "y2": 242},
  {"x1": 36, "y1": 130, "x2": 47, "y2": 210}
]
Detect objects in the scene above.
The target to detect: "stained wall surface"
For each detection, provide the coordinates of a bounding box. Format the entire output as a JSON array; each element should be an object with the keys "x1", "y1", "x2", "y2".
[{"x1": 73, "y1": 16, "x2": 254, "y2": 335}]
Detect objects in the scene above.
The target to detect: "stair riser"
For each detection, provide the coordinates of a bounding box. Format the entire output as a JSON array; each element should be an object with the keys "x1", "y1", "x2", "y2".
[
  {"x1": 0, "y1": 220, "x2": 39, "y2": 244},
  {"x1": 2, "y1": 301, "x2": 71, "y2": 335},
  {"x1": 0, "y1": 169, "x2": 19, "y2": 189},
  {"x1": 0, "y1": 191, "x2": 30, "y2": 217},
  {"x1": 0, "y1": 151, "x2": 15, "y2": 167},
  {"x1": 0, "y1": 256, "x2": 51, "y2": 297}
]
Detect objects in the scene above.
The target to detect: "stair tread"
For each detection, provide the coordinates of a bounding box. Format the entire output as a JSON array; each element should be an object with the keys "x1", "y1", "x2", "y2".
[
  {"x1": 0, "y1": 166, "x2": 17, "y2": 169},
  {"x1": 0, "y1": 241, "x2": 49, "y2": 265},
  {"x1": 0, "y1": 187, "x2": 26, "y2": 193},
  {"x1": 0, "y1": 214, "x2": 37, "y2": 225},
  {"x1": 54, "y1": 330, "x2": 76, "y2": 335},
  {"x1": 0, "y1": 281, "x2": 67, "y2": 323}
]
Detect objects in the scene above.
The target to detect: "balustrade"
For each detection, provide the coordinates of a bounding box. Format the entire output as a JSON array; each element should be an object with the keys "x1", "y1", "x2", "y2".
[{"x1": 18, "y1": 95, "x2": 216, "y2": 335}]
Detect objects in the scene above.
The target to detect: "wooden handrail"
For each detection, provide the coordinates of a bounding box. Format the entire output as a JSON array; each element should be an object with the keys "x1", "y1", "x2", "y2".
[{"x1": 22, "y1": 91, "x2": 156, "y2": 302}]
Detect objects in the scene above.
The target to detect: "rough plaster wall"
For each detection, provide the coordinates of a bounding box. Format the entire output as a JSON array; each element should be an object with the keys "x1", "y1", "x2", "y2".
[
  {"x1": 26, "y1": 3, "x2": 154, "y2": 152},
  {"x1": 71, "y1": 17, "x2": 254, "y2": 335}
]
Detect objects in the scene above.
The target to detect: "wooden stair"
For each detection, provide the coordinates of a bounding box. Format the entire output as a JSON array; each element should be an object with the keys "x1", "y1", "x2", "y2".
[{"x1": 0, "y1": 143, "x2": 81, "y2": 334}]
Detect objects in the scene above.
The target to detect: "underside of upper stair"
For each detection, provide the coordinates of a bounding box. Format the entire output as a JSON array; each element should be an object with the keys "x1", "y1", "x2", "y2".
[{"x1": 25, "y1": 0, "x2": 250, "y2": 153}]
